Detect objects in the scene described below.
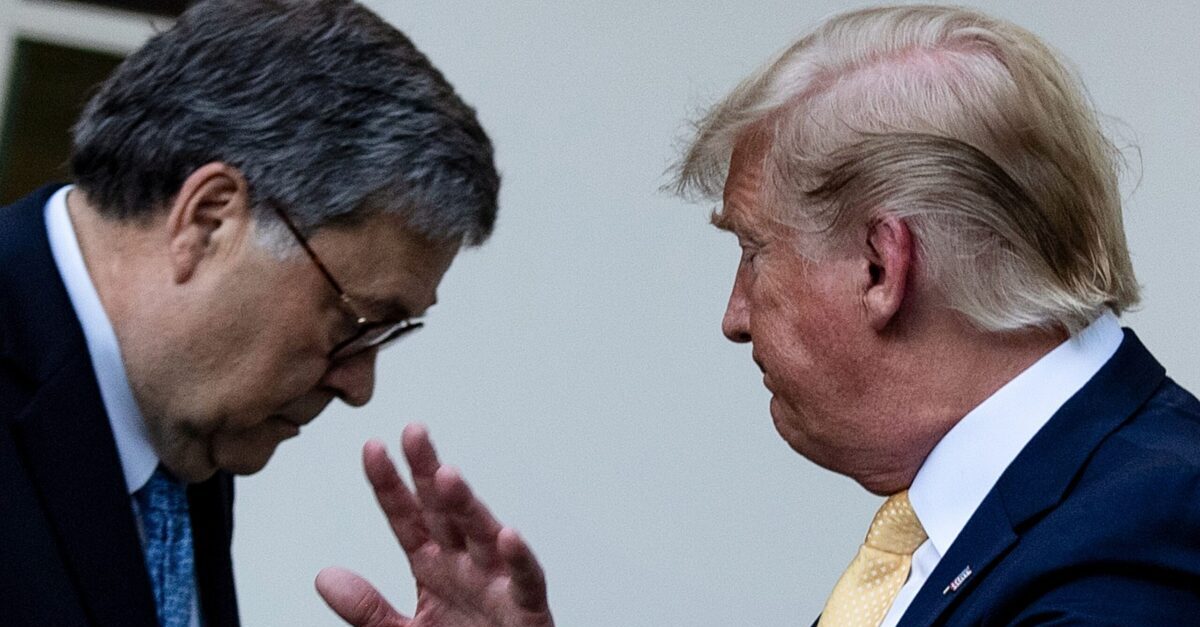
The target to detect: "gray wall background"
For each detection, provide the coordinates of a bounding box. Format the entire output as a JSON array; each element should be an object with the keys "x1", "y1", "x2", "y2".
[
  {"x1": 1, "y1": 1, "x2": 1196, "y2": 625},
  {"x1": 234, "y1": 2, "x2": 1198, "y2": 625}
]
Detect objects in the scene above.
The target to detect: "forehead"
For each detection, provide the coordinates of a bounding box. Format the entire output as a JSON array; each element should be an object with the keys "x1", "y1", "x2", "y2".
[
  {"x1": 308, "y1": 212, "x2": 459, "y2": 317},
  {"x1": 713, "y1": 134, "x2": 772, "y2": 237}
]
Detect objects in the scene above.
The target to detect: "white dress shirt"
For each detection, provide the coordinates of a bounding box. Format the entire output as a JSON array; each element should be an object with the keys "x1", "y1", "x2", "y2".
[
  {"x1": 45, "y1": 185, "x2": 202, "y2": 627},
  {"x1": 879, "y1": 312, "x2": 1124, "y2": 627}
]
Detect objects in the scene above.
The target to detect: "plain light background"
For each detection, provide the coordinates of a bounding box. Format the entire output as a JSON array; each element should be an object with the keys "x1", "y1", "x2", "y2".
[{"x1": 1, "y1": 1, "x2": 1197, "y2": 625}]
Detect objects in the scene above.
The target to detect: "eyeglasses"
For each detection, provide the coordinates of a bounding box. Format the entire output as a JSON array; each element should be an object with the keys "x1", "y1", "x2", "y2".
[{"x1": 267, "y1": 200, "x2": 423, "y2": 361}]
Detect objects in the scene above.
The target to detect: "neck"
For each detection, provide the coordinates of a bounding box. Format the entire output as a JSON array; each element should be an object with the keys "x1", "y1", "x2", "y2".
[
  {"x1": 852, "y1": 312, "x2": 1067, "y2": 495},
  {"x1": 65, "y1": 189, "x2": 164, "y2": 330},
  {"x1": 66, "y1": 189, "x2": 178, "y2": 419}
]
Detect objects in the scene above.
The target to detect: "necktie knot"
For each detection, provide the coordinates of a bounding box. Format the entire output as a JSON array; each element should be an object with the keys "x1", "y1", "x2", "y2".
[
  {"x1": 135, "y1": 466, "x2": 188, "y2": 517},
  {"x1": 818, "y1": 490, "x2": 927, "y2": 627},
  {"x1": 864, "y1": 490, "x2": 927, "y2": 554}
]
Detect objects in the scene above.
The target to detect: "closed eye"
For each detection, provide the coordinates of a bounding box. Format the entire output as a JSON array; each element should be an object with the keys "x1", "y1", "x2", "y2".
[{"x1": 739, "y1": 238, "x2": 765, "y2": 261}]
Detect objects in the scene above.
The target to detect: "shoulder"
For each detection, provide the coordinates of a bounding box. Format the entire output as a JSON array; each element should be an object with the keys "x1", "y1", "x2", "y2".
[
  {"x1": 1086, "y1": 377, "x2": 1200, "y2": 500},
  {"x1": 1037, "y1": 376, "x2": 1200, "y2": 551},
  {"x1": 954, "y1": 380, "x2": 1200, "y2": 623},
  {"x1": 0, "y1": 184, "x2": 64, "y2": 324},
  {"x1": 1119, "y1": 377, "x2": 1200, "y2": 451},
  {"x1": 0, "y1": 184, "x2": 89, "y2": 391}
]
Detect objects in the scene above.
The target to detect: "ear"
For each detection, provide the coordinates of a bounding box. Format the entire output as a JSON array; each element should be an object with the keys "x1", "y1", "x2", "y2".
[
  {"x1": 862, "y1": 215, "x2": 914, "y2": 331},
  {"x1": 165, "y1": 162, "x2": 252, "y2": 284}
]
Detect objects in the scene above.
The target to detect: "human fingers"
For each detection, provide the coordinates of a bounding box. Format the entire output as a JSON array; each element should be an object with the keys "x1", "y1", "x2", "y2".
[
  {"x1": 435, "y1": 465, "x2": 504, "y2": 569},
  {"x1": 401, "y1": 423, "x2": 440, "y2": 479},
  {"x1": 401, "y1": 424, "x2": 466, "y2": 549},
  {"x1": 497, "y1": 527, "x2": 551, "y2": 614},
  {"x1": 363, "y1": 440, "x2": 429, "y2": 554},
  {"x1": 315, "y1": 567, "x2": 410, "y2": 627}
]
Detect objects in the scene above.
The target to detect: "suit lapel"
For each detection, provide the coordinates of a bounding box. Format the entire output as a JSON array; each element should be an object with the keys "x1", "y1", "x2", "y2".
[
  {"x1": 896, "y1": 497, "x2": 1016, "y2": 626},
  {"x1": 10, "y1": 353, "x2": 158, "y2": 627},
  {"x1": 12, "y1": 370, "x2": 242, "y2": 627},
  {"x1": 898, "y1": 330, "x2": 1166, "y2": 626},
  {"x1": 2, "y1": 186, "x2": 159, "y2": 625},
  {"x1": 191, "y1": 473, "x2": 241, "y2": 626},
  {"x1": 2, "y1": 185, "x2": 242, "y2": 626}
]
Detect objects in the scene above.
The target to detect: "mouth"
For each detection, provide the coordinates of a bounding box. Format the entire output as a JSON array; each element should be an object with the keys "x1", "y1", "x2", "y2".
[
  {"x1": 269, "y1": 414, "x2": 307, "y2": 436},
  {"x1": 753, "y1": 354, "x2": 771, "y2": 390},
  {"x1": 275, "y1": 409, "x2": 321, "y2": 427}
]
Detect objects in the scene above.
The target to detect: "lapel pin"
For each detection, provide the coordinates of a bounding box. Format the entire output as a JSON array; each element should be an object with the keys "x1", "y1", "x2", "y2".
[{"x1": 942, "y1": 566, "x2": 973, "y2": 595}]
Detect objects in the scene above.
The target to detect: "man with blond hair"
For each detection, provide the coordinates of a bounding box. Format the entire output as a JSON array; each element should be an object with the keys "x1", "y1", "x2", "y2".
[{"x1": 322, "y1": 5, "x2": 1200, "y2": 626}]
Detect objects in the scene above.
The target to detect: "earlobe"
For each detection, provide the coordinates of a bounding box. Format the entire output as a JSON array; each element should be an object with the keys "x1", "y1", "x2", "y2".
[
  {"x1": 165, "y1": 163, "x2": 252, "y2": 284},
  {"x1": 863, "y1": 216, "x2": 913, "y2": 332}
]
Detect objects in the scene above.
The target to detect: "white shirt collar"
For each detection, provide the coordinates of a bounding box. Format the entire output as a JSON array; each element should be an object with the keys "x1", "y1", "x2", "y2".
[
  {"x1": 907, "y1": 312, "x2": 1124, "y2": 557},
  {"x1": 44, "y1": 185, "x2": 160, "y2": 495}
]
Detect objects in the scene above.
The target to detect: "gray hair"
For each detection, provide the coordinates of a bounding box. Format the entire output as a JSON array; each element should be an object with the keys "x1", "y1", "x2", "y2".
[
  {"x1": 673, "y1": 5, "x2": 1139, "y2": 333},
  {"x1": 71, "y1": 0, "x2": 498, "y2": 246}
]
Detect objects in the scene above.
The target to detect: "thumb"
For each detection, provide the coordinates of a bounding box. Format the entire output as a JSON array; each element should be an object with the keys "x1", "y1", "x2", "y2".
[{"x1": 316, "y1": 567, "x2": 410, "y2": 627}]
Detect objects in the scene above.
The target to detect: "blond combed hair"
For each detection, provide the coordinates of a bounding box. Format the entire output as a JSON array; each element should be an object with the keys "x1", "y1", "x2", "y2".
[{"x1": 673, "y1": 4, "x2": 1139, "y2": 333}]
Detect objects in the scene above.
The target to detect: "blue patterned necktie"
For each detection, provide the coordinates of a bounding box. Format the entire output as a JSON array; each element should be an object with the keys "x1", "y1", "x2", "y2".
[{"x1": 135, "y1": 466, "x2": 195, "y2": 627}]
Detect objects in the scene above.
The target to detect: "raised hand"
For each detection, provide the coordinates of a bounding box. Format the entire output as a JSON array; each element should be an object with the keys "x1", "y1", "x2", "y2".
[{"x1": 316, "y1": 424, "x2": 554, "y2": 627}]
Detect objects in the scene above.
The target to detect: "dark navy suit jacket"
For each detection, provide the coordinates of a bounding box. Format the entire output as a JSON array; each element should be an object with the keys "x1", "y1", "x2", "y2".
[
  {"x1": 883, "y1": 327, "x2": 1200, "y2": 624},
  {"x1": 0, "y1": 186, "x2": 241, "y2": 626}
]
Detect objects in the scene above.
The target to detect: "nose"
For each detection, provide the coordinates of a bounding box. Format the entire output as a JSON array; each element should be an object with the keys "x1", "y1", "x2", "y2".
[
  {"x1": 722, "y1": 270, "x2": 752, "y2": 344},
  {"x1": 320, "y1": 349, "x2": 378, "y2": 407}
]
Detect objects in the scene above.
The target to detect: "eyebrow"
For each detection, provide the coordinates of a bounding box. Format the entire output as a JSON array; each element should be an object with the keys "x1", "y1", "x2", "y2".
[
  {"x1": 711, "y1": 208, "x2": 736, "y2": 231},
  {"x1": 711, "y1": 207, "x2": 761, "y2": 239},
  {"x1": 705, "y1": 206, "x2": 744, "y2": 233}
]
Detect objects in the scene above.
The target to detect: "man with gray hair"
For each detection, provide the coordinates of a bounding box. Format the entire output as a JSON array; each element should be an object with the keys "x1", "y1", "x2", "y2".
[
  {"x1": 335, "y1": 4, "x2": 1200, "y2": 626},
  {"x1": 0, "y1": 1, "x2": 547, "y2": 625}
]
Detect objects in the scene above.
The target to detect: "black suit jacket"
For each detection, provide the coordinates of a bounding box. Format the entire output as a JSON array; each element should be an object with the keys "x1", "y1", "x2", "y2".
[
  {"x1": 889, "y1": 329, "x2": 1200, "y2": 624},
  {"x1": 0, "y1": 185, "x2": 240, "y2": 626}
]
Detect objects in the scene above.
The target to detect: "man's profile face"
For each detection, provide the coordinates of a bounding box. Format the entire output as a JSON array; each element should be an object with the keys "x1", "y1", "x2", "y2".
[
  {"x1": 717, "y1": 137, "x2": 881, "y2": 472},
  {"x1": 133, "y1": 207, "x2": 459, "y2": 482}
]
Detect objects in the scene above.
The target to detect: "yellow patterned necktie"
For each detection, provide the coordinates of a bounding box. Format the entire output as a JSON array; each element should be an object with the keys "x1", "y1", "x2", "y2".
[{"x1": 818, "y1": 490, "x2": 928, "y2": 627}]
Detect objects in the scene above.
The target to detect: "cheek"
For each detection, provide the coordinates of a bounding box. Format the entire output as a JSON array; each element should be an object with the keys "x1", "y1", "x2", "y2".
[
  {"x1": 749, "y1": 267, "x2": 818, "y2": 356},
  {"x1": 209, "y1": 340, "x2": 328, "y2": 426},
  {"x1": 749, "y1": 267, "x2": 862, "y2": 401}
]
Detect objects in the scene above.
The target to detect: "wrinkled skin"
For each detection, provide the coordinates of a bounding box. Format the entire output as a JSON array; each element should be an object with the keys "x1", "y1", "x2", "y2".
[{"x1": 317, "y1": 424, "x2": 555, "y2": 627}]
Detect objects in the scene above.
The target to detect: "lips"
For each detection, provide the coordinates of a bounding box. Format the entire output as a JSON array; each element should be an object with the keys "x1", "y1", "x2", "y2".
[
  {"x1": 274, "y1": 409, "x2": 321, "y2": 427},
  {"x1": 761, "y1": 373, "x2": 776, "y2": 394},
  {"x1": 271, "y1": 396, "x2": 334, "y2": 429},
  {"x1": 268, "y1": 415, "x2": 309, "y2": 436},
  {"x1": 753, "y1": 353, "x2": 771, "y2": 390}
]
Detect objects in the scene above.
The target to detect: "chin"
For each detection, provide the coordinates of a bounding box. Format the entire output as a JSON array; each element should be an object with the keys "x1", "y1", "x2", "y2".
[
  {"x1": 769, "y1": 397, "x2": 827, "y2": 462},
  {"x1": 164, "y1": 459, "x2": 221, "y2": 484},
  {"x1": 207, "y1": 416, "x2": 302, "y2": 475},
  {"x1": 770, "y1": 399, "x2": 802, "y2": 449},
  {"x1": 153, "y1": 436, "x2": 220, "y2": 484},
  {"x1": 215, "y1": 452, "x2": 277, "y2": 476},
  {"x1": 211, "y1": 440, "x2": 287, "y2": 476}
]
